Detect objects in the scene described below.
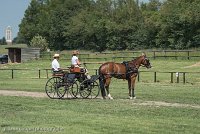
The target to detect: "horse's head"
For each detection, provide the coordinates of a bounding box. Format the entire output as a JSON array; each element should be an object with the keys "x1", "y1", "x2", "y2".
[{"x1": 140, "y1": 53, "x2": 152, "y2": 69}]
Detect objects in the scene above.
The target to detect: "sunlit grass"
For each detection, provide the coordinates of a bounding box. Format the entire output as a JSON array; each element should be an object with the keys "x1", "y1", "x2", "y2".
[
  {"x1": 0, "y1": 96, "x2": 200, "y2": 134},
  {"x1": 0, "y1": 56, "x2": 200, "y2": 134}
]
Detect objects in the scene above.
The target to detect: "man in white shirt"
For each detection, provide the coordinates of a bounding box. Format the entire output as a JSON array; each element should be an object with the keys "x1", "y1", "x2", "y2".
[{"x1": 52, "y1": 54, "x2": 61, "y2": 72}]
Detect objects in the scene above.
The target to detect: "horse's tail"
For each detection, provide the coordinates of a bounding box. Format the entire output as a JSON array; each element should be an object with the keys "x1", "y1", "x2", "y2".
[{"x1": 98, "y1": 65, "x2": 106, "y2": 97}]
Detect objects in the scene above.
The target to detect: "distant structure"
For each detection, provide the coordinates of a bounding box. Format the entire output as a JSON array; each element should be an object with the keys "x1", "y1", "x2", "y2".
[
  {"x1": 5, "y1": 47, "x2": 40, "y2": 63},
  {"x1": 136, "y1": 0, "x2": 139, "y2": 6},
  {"x1": 5, "y1": 26, "x2": 12, "y2": 45}
]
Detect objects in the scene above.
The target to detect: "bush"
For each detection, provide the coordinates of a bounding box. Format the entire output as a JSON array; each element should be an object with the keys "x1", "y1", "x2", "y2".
[{"x1": 30, "y1": 35, "x2": 48, "y2": 51}]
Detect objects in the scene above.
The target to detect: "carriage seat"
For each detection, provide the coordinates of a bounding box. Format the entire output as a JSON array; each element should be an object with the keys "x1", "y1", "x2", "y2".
[
  {"x1": 70, "y1": 65, "x2": 85, "y2": 73},
  {"x1": 52, "y1": 69, "x2": 66, "y2": 77},
  {"x1": 52, "y1": 72, "x2": 64, "y2": 77},
  {"x1": 52, "y1": 68, "x2": 70, "y2": 77}
]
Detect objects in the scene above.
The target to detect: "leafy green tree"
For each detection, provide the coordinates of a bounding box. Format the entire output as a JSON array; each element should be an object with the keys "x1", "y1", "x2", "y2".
[
  {"x1": 47, "y1": 0, "x2": 91, "y2": 50},
  {"x1": 140, "y1": 0, "x2": 162, "y2": 49},
  {"x1": 18, "y1": 0, "x2": 44, "y2": 44},
  {"x1": 18, "y1": 0, "x2": 200, "y2": 51},
  {"x1": 87, "y1": 0, "x2": 143, "y2": 51},
  {"x1": 0, "y1": 37, "x2": 6, "y2": 45},
  {"x1": 30, "y1": 35, "x2": 48, "y2": 51},
  {"x1": 107, "y1": 0, "x2": 141, "y2": 50},
  {"x1": 157, "y1": 0, "x2": 200, "y2": 49}
]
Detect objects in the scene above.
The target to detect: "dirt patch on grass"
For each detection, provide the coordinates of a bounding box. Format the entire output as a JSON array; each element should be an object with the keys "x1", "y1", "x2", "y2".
[
  {"x1": 0, "y1": 90, "x2": 46, "y2": 98},
  {"x1": 0, "y1": 90, "x2": 200, "y2": 109},
  {"x1": 184, "y1": 62, "x2": 200, "y2": 68},
  {"x1": 134, "y1": 101, "x2": 200, "y2": 109}
]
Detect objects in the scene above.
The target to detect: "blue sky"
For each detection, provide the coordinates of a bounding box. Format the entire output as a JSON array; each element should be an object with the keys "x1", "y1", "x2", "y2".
[
  {"x1": 0, "y1": 0, "x2": 31, "y2": 39},
  {"x1": 0, "y1": 0, "x2": 150, "y2": 39}
]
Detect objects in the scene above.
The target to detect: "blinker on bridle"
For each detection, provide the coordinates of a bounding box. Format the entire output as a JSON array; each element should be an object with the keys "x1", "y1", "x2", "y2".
[{"x1": 141, "y1": 58, "x2": 150, "y2": 67}]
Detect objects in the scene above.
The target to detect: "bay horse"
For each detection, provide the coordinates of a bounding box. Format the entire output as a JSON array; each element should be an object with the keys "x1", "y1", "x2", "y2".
[{"x1": 99, "y1": 53, "x2": 151, "y2": 99}]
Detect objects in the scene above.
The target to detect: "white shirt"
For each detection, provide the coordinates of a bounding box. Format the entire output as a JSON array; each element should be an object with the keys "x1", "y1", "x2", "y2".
[
  {"x1": 71, "y1": 56, "x2": 79, "y2": 66},
  {"x1": 52, "y1": 59, "x2": 60, "y2": 71}
]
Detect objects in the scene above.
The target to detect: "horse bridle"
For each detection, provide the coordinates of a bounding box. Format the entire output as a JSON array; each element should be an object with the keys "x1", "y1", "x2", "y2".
[{"x1": 141, "y1": 57, "x2": 151, "y2": 68}]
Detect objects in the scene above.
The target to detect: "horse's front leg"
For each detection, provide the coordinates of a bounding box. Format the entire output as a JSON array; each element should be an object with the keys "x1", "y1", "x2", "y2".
[
  {"x1": 128, "y1": 79, "x2": 132, "y2": 99},
  {"x1": 129, "y1": 77, "x2": 136, "y2": 99}
]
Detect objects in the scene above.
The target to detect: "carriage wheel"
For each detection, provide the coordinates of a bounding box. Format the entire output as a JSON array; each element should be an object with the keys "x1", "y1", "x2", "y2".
[
  {"x1": 45, "y1": 77, "x2": 66, "y2": 99},
  {"x1": 57, "y1": 84, "x2": 67, "y2": 99},
  {"x1": 79, "y1": 79, "x2": 92, "y2": 99},
  {"x1": 66, "y1": 81, "x2": 79, "y2": 98},
  {"x1": 88, "y1": 81, "x2": 100, "y2": 99}
]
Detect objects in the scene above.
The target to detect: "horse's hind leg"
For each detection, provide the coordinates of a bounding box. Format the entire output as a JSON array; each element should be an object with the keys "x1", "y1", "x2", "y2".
[
  {"x1": 99, "y1": 75, "x2": 106, "y2": 99},
  {"x1": 105, "y1": 78, "x2": 113, "y2": 99}
]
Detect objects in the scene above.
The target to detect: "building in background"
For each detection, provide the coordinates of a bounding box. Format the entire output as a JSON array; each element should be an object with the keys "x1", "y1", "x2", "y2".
[
  {"x1": 5, "y1": 26, "x2": 12, "y2": 45},
  {"x1": 5, "y1": 47, "x2": 40, "y2": 63}
]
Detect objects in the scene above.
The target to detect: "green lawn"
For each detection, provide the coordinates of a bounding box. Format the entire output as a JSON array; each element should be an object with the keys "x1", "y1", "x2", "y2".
[
  {"x1": 0, "y1": 95, "x2": 200, "y2": 134},
  {"x1": 0, "y1": 57, "x2": 200, "y2": 134},
  {"x1": 1, "y1": 58, "x2": 200, "y2": 86}
]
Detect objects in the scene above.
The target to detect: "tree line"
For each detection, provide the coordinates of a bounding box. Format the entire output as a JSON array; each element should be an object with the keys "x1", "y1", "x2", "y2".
[{"x1": 16, "y1": 0, "x2": 200, "y2": 51}]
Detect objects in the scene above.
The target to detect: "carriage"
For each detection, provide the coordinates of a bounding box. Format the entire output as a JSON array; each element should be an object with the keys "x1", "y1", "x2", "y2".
[{"x1": 45, "y1": 67, "x2": 100, "y2": 99}]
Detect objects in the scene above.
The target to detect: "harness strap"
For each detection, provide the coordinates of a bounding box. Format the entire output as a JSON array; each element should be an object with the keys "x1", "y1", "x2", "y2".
[{"x1": 122, "y1": 61, "x2": 138, "y2": 79}]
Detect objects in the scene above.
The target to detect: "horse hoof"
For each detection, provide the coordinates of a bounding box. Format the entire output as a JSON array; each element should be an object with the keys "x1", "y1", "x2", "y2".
[
  {"x1": 108, "y1": 94, "x2": 113, "y2": 99},
  {"x1": 129, "y1": 96, "x2": 136, "y2": 99}
]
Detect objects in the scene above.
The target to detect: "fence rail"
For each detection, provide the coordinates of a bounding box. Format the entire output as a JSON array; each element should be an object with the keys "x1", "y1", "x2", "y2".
[
  {"x1": 137, "y1": 71, "x2": 200, "y2": 84},
  {"x1": 40, "y1": 50, "x2": 200, "y2": 61},
  {"x1": 0, "y1": 69, "x2": 199, "y2": 84}
]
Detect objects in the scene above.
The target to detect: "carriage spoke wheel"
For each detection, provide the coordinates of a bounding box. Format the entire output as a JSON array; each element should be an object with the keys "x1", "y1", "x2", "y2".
[
  {"x1": 79, "y1": 80, "x2": 92, "y2": 99},
  {"x1": 88, "y1": 81, "x2": 100, "y2": 99},
  {"x1": 66, "y1": 81, "x2": 79, "y2": 98},
  {"x1": 45, "y1": 77, "x2": 66, "y2": 99}
]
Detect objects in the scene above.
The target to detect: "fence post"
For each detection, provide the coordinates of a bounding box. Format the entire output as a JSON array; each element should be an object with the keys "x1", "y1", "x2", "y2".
[
  {"x1": 137, "y1": 72, "x2": 140, "y2": 82},
  {"x1": 187, "y1": 51, "x2": 190, "y2": 60},
  {"x1": 176, "y1": 72, "x2": 179, "y2": 83},
  {"x1": 171, "y1": 72, "x2": 173, "y2": 83},
  {"x1": 153, "y1": 51, "x2": 156, "y2": 59},
  {"x1": 154, "y1": 72, "x2": 157, "y2": 82},
  {"x1": 183, "y1": 73, "x2": 186, "y2": 84},
  {"x1": 39, "y1": 69, "x2": 41, "y2": 79},
  {"x1": 175, "y1": 51, "x2": 177, "y2": 60},
  {"x1": 95, "y1": 69, "x2": 98, "y2": 75},
  {"x1": 12, "y1": 69, "x2": 14, "y2": 79},
  {"x1": 46, "y1": 69, "x2": 49, "y2": 78}
]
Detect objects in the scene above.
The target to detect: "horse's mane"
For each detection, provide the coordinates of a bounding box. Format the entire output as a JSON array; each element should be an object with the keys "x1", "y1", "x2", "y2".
[{"x1": 131, "y1": 55, "x2": 144, "y2": 64}]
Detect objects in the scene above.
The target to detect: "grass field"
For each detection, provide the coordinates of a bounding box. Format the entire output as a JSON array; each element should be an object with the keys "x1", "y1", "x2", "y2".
[
  {"x1": 0, "y1": 53, "x2": 200, "y2": 134},
  {"x1": 0, "y1": 93, "x2": 200, "y2": 134}
]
